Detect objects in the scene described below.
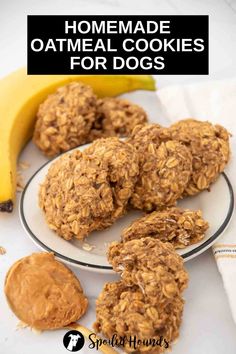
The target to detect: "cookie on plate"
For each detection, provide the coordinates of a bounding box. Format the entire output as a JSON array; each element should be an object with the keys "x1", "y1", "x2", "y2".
[
  {"x1": 169, "y1": 119, "x2": 231, "y2": 195},
  {"x1": 39, "y1": 138, "x2": 139, "y2": 240},
  {"x1": 128, "y1": 124, "x2": 193, "y2": 211},
  {"x1": 122, "y1": 207, "x2": 209, "y2": 249}
]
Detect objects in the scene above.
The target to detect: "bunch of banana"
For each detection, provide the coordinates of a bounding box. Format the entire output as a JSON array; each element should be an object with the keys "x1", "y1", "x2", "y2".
[{"x1": 0, "y1": 68, "x2": 155, "y2": 212}]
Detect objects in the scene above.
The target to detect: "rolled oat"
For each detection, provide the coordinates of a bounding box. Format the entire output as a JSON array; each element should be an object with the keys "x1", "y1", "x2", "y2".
[
  {"x1": 108, "y1": 237, "x2": 188, "y2": 296},
  {"x1": 122, "y1": 207, "x2": 209, "y2": 248},
  {"x1": 128, "y1": 124, "x2": 192, "y2": 211},
  {"x1": 94, "y1": 281, "x2": 184, "y2": 353},
  {"x1": 39, "y1": 138, "x2": 139, "y2": 240},
  {"x1": 169, "y1": 119, "x2": 231, "y2": 195},
  {"x1": 88, "y1": 97, "x2": 148, "y2": 141},
  {"x1": 33, "y1": 82, "x2": 97, "y2": 157}
]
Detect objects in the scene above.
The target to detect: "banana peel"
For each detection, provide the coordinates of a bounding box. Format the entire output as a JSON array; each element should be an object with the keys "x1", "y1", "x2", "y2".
[{"x1": 0, "y1": 68, "x2": 156, "y2": 212}]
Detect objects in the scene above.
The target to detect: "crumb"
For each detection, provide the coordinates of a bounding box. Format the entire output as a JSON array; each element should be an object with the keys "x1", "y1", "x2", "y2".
[
  {"x1": 16, "y1": 321, "x2": 28, "y2": 330},
  {"x1": 16, "y1": 171, "x2": 25, "y2": 192},
  {"x1": 82, "y1": 242, "x2": 95, "y2": 251},
  {"x1": 0, "y1": 246, "x2": 6, "y2": 255},
  {"x1": 18, "y1": 161, "x2": 30, "y2": 170},
  {"x1": 31, "y1": 327, "x2": 42, "y2": 334}
]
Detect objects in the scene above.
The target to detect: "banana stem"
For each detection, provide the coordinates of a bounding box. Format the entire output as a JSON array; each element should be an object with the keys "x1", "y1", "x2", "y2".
[{"x1": 67, "y1": 323, "x2": 119, "y2": 354}]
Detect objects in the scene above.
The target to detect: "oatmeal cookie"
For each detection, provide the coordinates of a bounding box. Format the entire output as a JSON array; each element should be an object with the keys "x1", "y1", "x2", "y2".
[
  {"x1": 33, "y1": 82, "x2": 97, "y2": 157},
  {"x1": 84, "y1": 137, "x2": 139, "y2": 212},
  {"x1": 5, "y1": 253, "x2": 88, "y2": 330},
  {"x1": 122, "y1": 207, "x2": 209, "y2": 249},
  {"x1": 127, "y1": 123, "x2": 168, "y2": 157},
  {"x1": 39, "y1": 139, "x2": 139, "y2": 240},
  {"x1": 108, "y1": 237, "x2": 188, "y2": 296},
  {"x1": 88, "y1": 97, "x2": 148, "y2": 141},
  {"x1": 169, "y1": 119, "x2": 231, "y2": 195},
  {"x1": 128, "y1": 124, "x2": 192, "y2": 211},
  {"x1": 94, "y1": 281, "x2": 184, "y2": 353}
]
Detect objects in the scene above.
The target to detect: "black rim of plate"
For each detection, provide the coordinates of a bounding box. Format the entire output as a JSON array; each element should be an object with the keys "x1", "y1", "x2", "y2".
[{"x1": 20, "y1": 150, "x2": 234, "y2": 269}]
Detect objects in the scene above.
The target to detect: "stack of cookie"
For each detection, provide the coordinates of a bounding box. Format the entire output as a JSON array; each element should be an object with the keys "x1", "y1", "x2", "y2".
[{"x1": 94, "y1": 238, "x2": 189, "y2": 353}]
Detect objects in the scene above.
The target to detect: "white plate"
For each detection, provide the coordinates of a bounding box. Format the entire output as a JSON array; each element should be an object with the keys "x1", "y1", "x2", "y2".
[{"x1": 19, "y1": 144, "x2": 234, "y2": 273}]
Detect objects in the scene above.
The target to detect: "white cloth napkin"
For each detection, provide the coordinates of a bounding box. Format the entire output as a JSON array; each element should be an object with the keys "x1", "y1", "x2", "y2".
[{"x1": 156, "y1": 79, "x2": 236, "y2": 323}]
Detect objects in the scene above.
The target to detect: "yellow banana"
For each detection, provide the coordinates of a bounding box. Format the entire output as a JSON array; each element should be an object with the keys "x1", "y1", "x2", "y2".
[{"x1": 0, "y1": 68, "x2": 155, "y2": 212}]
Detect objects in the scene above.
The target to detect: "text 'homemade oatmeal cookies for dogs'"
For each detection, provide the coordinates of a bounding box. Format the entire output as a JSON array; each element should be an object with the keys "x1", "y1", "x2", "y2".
[{"x1": 39, "y1": 138, "x2": 139, "y2": 240}]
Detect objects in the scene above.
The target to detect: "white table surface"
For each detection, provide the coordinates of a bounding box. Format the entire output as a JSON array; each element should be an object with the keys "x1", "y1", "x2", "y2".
[{"x1": 1, "y1": 1, "x2": 236, "y2": 353}]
